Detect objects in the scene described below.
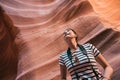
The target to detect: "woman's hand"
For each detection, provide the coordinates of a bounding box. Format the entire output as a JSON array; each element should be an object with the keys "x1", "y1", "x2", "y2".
[{"x1": 96, "y1": 54, "x2": 113, "y2": 80}]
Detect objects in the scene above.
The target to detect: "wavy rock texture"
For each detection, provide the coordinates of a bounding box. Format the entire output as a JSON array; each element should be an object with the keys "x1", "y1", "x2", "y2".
[
  {"x1": 88, "y1": 0, "x2": 120, "y2": 31},
  {"x1": 0, "y1": 0, "x2": 120, "y2": 80}
]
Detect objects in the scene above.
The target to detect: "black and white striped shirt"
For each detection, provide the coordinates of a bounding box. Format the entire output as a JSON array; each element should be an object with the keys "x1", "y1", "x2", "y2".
[{"x1": 59, "y1": 43, "x2": 103, "y2": 80}]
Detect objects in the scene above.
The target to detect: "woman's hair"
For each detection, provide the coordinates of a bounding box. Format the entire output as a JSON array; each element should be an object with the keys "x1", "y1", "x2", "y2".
[{"x1": 69, "y1": 28, "x2": 78, "y2": 42}]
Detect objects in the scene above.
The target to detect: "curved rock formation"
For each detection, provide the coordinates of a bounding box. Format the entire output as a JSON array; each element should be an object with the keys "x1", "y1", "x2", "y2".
[
  {"x1": 0, "y1": 0, "x2": 120, "y2": 80},
  {"x1": 88, "y1": 0, "x2": 120, "y2": 31}
]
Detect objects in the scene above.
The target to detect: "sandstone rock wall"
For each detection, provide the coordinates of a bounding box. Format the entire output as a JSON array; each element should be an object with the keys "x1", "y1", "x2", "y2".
[{"x1": 0, "y1": 0, "x2": 120, "y2": 80}]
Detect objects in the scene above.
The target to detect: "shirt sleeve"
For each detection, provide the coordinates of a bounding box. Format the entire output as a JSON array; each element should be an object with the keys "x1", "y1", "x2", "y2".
[
  {"x1": 59, "y1": 53, "x2": 65, "y2": 65},
  {"x1": 88, "y1": 43, "x2": 101, "y2": 57}
]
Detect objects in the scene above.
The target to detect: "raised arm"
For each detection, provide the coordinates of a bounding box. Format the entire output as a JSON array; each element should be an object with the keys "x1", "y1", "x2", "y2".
[
  {"x1": 60, "y1": 64, "x2": 67, "y2": 80},
  {"x1": 96, "y1": 53, "x2": 113, "y2": 80}
]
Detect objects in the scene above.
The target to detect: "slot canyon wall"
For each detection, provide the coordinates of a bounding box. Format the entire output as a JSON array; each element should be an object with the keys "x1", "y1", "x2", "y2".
[{"x1": 0, "y1": 0, "x2": 120, "y2": 80}]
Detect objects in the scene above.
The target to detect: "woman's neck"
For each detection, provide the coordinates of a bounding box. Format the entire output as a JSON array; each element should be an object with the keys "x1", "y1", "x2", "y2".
[{"x1": 67, "y1": 39, "x2": 78, "y2": 51}]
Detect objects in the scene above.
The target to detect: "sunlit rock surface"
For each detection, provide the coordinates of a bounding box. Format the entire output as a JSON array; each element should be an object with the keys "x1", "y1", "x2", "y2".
[
  {"x1": 0, "y1": 0, "x2": 120, "y2": 80},
  {"x1": 89, "y1": 0, "x2": 120, "y2": 31}
]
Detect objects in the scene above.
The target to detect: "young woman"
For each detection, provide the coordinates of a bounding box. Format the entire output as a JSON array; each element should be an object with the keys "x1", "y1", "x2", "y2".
[{"x1": 59, "y1": 28, "x2": 113, "y2": 80}]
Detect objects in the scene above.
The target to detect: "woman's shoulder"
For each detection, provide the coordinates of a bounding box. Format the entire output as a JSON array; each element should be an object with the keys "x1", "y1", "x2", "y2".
[
  {"x1": 82, "y1": 43, "x2": 92, "y2": 47},
  {"x1": 59, "y1": 51, "x2": 67, "y2": 57}
]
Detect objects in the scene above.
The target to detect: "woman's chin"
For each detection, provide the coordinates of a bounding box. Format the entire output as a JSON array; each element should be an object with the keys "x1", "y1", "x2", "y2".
[
  {"x1": 65, "y1": 36, "x2": 71, "y2": 39},
  {"x1": 65, "y1": 35, "x2": 71, "y2": 38}
]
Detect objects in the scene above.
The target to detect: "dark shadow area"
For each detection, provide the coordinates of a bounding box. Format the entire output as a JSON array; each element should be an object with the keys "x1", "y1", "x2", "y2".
[{"x1": 0, "y1": 6, "x2": 19, "y2": 80}]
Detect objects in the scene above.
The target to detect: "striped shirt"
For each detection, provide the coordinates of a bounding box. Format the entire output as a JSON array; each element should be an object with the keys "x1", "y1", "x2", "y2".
[{"x1": 59, "y1": 43, "x2": 103, "y2": 80}]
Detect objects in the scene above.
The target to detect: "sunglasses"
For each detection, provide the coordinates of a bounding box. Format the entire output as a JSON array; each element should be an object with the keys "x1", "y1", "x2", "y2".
[{"x1": 63, "y1": 29, "x2": 72, "y2": 36}]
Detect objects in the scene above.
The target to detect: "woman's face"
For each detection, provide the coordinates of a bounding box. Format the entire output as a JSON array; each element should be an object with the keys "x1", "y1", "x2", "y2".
[{"x1": 63, "y1": 29, "x2": 77, "y2": 41}]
